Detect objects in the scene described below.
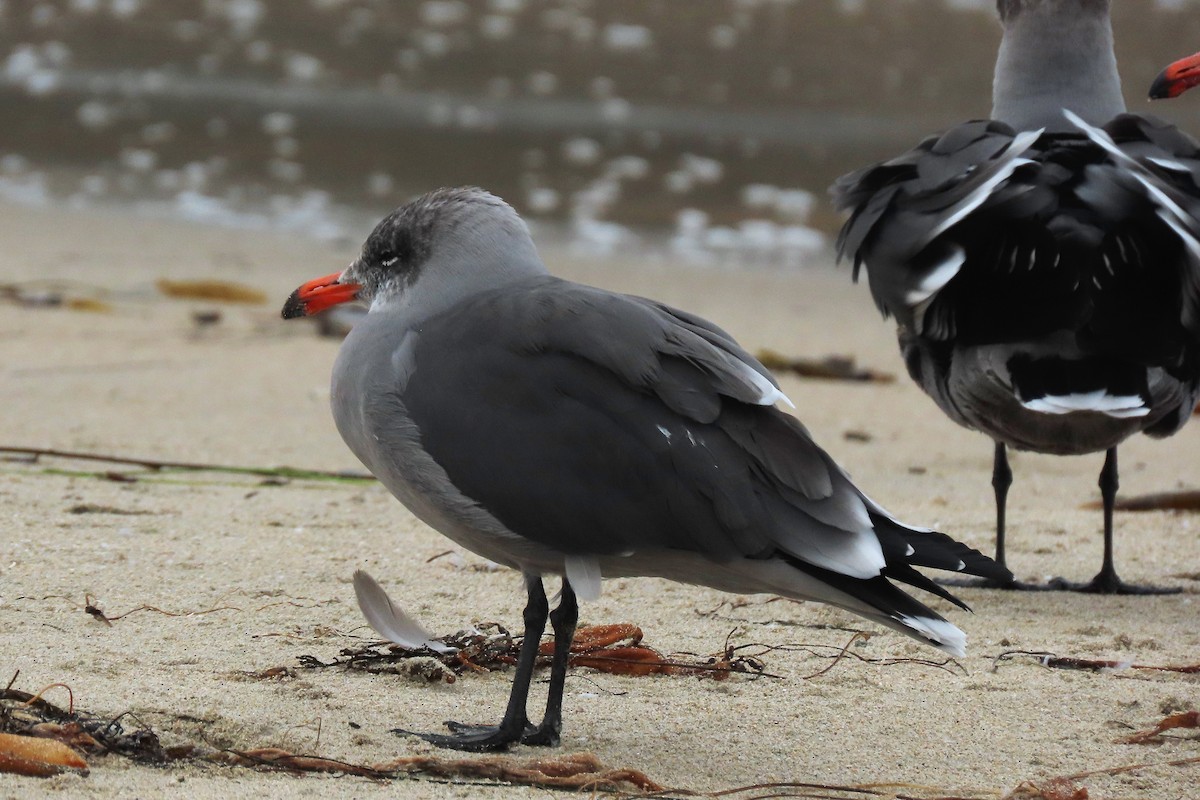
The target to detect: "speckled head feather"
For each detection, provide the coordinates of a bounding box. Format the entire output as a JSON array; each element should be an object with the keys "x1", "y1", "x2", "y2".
[{"x1": 340, "y1": 187, "x2": 544, "y2": 311}]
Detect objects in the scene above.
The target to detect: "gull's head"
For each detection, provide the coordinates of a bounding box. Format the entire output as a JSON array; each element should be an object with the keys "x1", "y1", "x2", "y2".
[{"x1": 281, "y1": 187, "x2": 543, "y2": 320}]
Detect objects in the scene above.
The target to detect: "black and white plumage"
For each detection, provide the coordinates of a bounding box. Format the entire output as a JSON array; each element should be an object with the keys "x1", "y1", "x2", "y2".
[
  {"x1": 281, "y1": 187, "x2": 1009, "y2": 751},
  {"x1": 832, "y1": 0, "x2": 1200, "y2": 593}
]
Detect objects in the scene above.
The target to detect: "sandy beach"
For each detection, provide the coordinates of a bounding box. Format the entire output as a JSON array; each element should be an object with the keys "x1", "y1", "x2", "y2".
[{"x1": 2, "y1": 200, "x2": 1199, "y2": 799}]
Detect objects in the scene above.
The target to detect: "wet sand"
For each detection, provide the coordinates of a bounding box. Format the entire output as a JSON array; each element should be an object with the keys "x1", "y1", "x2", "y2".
[{"x1": 2, "y1": 201, "x2": 1199, "y2": 798}]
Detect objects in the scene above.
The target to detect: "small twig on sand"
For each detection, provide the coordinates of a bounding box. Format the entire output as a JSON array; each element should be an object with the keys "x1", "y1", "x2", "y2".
[
  {"x1": 0, "y1": 446, "x2": 373, "y2": 483},
  {"x1": 84, "y1": 598, "x2": 243, "y2": 625},
  {"x1": 716, "y1": 634, "x2": 963, "y2": 678},
  {"x1": 993, "y1": 650, "x2": 1200, "y2": 674}
]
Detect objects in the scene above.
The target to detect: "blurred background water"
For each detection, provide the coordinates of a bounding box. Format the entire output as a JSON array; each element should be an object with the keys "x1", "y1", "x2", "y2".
[{"x1": 3, "y1": 0, "x2": 1200, "y2": 267}]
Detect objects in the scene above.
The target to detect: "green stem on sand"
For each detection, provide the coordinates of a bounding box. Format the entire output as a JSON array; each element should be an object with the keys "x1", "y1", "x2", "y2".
[{"x1": 0, "y1": 446, "x2": 375, "y2": 484}]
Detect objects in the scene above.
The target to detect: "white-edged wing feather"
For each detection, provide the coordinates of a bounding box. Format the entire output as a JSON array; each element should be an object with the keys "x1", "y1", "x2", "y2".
[{"x1": 923, "y1": 128, "x2": 1043, "y2": 244}]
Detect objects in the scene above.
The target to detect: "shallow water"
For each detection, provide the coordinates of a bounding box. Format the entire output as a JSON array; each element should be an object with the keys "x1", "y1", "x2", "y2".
[{"x1": 2, "y1": 0, "x2": 1200, "y2": 265}]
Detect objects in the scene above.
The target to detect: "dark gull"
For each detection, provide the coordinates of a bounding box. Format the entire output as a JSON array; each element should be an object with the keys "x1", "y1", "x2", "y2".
[
  {"x1": 281, "y1": 186, "x2": 1009, "y2": 750},
  {"x1": 831, "y1": 0, "x2": 1200, "y2": 593}
]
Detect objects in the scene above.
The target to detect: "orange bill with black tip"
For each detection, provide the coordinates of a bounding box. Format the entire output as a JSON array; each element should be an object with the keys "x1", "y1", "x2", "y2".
[
  {"x1": 281, "y1": 272, "x2": 362, "y2": 319},
  {"x1": 1150, "y1": 51, "x2": 1200, "y2": 100}
]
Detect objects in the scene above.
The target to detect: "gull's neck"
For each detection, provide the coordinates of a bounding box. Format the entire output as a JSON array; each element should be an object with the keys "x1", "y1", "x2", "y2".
[{"x1": 991, "y1": 3, "x2": 1125, "y2": 132}]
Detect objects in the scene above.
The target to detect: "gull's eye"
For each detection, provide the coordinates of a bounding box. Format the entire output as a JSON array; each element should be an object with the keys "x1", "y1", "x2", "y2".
[{"x1": 379, "y1": 252, "x2": 399, "y2": 267}]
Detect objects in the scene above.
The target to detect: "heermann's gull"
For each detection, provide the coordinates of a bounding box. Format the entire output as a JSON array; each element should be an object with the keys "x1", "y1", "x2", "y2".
[
  {"x1": 281, "y1": 186, "x2": 1010, "y2": 751},
  {"x1": 831, "y1": 0, "x2": 1200, "y2": 593}
]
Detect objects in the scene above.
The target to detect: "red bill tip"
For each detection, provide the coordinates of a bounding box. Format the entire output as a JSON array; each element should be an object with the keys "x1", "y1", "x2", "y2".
[{"x1": 281, "y1": 272, "x2": 362, "y2": 319}]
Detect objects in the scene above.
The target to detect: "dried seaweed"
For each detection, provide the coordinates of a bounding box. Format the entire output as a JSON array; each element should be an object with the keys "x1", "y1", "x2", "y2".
[
  {"x1": 66, "y1": 298, "x2": 114, "y2": 312},
  {"x1": 642, "y1": 780, "x2": 992, "y2": 800},
  {"x1": 298, "y1": 622, "x2": 770, "y2": 683},
  {"x1": 155, "y1": 278, "x2": 267, "y2": 305},
  {"x1": 754, "y1": 349, "x2": 895, "y2": 383},
  {"x1": 1061, "y1": 754, "x2": 1200, "y2": 781},
  {"x1": 1002, "y1": 751, "x2": 1200, "y2": 799},
  {"x1": 1003, "y1": 778, "x2": 1087, "y2": 800},
  {"x1": 213, "y1": 747, "x2": 666, "y2": 791},
  {"x1": 0, "y1": 732, "x2": 90, "y2": 777},
  {"x1": 993, "y1": 650, "x2": 1200, "y2": 674},
  {"x1": 67, "y1": 503, "x2": 157, "y2": 516},
  {"x1": 1118, "y1": 710, "x2": 1200, "y2": 744},
  {"x1": 7, "y1": 672, "x2": 1200, "y2": 798},
  {"x1": 1082, "y1": 489, "x2": 1200, "y2": 512},
  {"x1": 1, "y1": 674, "x2": 171, "y2": 764},
  {"x1": 0, "y1": 672, "x2": 664, "y2": 791}
]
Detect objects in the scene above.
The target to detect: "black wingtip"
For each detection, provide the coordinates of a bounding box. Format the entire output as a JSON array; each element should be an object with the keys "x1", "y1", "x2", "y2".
[
  {"x1": 281, "y1": 289, "x2": 306, "y2": 320},
  {"x1": 872, "y1": 511, "x2": 1015, "y2": 586}
]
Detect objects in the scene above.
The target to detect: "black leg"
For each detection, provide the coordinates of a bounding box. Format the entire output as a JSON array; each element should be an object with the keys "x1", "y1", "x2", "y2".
[
  {"x1": 942, "y1": 441, "x2": 1024, "y2": 589},
  {"x1": 947, "y1": 446, "x2": 1178, "y2": 593},
  {"x1": 521, "y1": 579, "x2": 578, "y2": 747},
  {"x1": 992, "y1": 441, "x2": 1013, "y2": 571},
  {"x1": 1072, "y1": 447, "x2": 1180, "y2": 595},
  {"x1": 1092, "y1": 446, "x2": 1121, "y2": 590},
  {"x1": 393, "y1": 573, "x2": 548, "y2": 751}
]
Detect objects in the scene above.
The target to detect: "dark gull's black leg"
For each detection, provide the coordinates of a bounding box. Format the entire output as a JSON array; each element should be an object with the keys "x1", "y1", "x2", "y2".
[
  {"x1": 393, "y1": 573, "x2": 547, "y2": 751},
  {"x1": 941, "y1": 442, "x2": 1028, "y2": 589},
  {"x1": 992, "y1": 440, "x2": 1013, "y2": 573},
  {"x1": 521, "y1": 579, "x2": 578, "y2": 747},
  {"x1": 1072, "y1": 447, "x2": 1180, "y2": 595},
  {"x1": 1090, "y1": 446, "x2": 1122, "y2": 590}
]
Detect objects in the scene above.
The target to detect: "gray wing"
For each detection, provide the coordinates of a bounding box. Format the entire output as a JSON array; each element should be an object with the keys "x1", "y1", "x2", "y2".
[{"x1": 399, "y1": 277, "x2": 888, "y2": 579}]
